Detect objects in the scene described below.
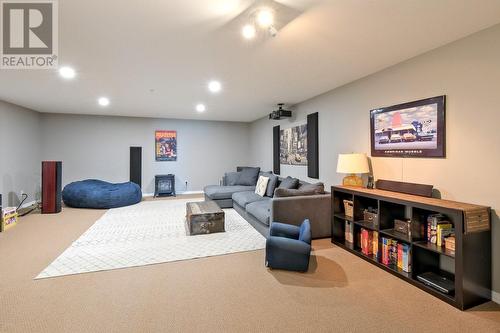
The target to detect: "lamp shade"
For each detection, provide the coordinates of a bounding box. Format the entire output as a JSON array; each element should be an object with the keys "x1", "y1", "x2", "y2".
[{"x1": 336, "y1": 153, "x2": 369, "y2": 174}]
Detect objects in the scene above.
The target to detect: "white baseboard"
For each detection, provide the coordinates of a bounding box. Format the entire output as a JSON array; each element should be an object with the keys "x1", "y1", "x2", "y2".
[
  {"x1": 142, "y1": 190, "x2": 203, "y2": 198},
  {"x1": 179, "y1": 190, "x2": 204, "y2": 195},
  {"x1": 492, "y1": 291, "x2": 500, "y2": 304}
]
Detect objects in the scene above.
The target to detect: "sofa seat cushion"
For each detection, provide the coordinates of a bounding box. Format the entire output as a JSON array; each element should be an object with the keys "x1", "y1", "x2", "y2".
[
  {"x1": 204, "y1": 185, "x2": 255, "y2": 200},
  {"x1": 246, "y1": 200, "x2": 271, "y2": 226},
  {"x1": 232, "y1": 191, "x2": 267, "y2": 208}
]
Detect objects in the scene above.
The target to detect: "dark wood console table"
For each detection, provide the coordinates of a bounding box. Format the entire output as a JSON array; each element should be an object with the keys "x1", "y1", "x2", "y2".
[{"x1": 331, "y1": 185, "x2": 491, "y2": 310}]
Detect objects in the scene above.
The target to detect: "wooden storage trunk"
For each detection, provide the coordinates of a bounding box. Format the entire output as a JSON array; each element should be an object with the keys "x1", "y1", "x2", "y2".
[{"x1": 186, "y1": 201, "x2": 225, "y2": 235}]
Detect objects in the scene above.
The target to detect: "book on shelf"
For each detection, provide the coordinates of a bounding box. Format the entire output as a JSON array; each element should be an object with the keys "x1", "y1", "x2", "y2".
[
  {"x1": 381, "y1": 237, "x2": 390, "y2": 265},
  {"x1": 373, "y1": 231, "x2": 379, "y2": 259},
  {"x1": 345, "y1": 220, "x2": 354, "y2": 243},
  {"x1": 437, "y1": 224, "x2": 453, "y2": 247},
  {"x1": 390, "y1": 239, "x2": 398, "y2": 266},
  {"x1": 402, "y1": 243, "x2": 411, "y2": 272},
  {"x1": 361, "y1": 228, "x2": 373, "y2": 255},
  {"x1": 397, "y1": 243, "x2": 403, "y2": 269}
]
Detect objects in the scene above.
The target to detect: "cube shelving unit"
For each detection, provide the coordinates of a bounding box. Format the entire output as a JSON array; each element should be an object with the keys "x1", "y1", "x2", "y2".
[{"x1": 331, "y1": 185, "x2": 491, "y2": 310}]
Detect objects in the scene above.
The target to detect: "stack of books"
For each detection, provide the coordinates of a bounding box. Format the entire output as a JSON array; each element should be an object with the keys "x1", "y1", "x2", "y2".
[
  {"x1": 1, "y1": 207, "x2": 18, "y2": 232},
  {"x1": 427, "y1": 213, "x2": 454, "y2": 248},
  {"x1": 381, "y1": 236, "x2": 411, "y2": 272}
]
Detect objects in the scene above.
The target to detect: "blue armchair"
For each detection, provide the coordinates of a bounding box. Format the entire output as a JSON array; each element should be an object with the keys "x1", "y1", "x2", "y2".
[{"x1": 265, "y1": 219, "x2": 312, "y2": 272}]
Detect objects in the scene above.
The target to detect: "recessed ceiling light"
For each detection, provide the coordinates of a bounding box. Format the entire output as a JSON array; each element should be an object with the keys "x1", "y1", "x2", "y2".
[
  {"x1": 196, "y1": 103, "x2": 206, "y2": 113},
  {"x1": 98, "y1": 97, "x2": 110, "y2": 107},
  {"x1": 59, "y1": 66, "x2": 76, "y2": 79},
  {"x1": 242, "y1": 24, "x2": 256, "y2": 39},
  {"x1": 256, "y1": 9, "x2": 273, "y2": 28},
  {"x1": 208, "y1": 80, "x2": 222, "y2": 93}
]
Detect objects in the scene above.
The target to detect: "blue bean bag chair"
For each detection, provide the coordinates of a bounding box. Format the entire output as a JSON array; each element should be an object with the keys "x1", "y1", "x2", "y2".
[{"x1": 62, "y1": 179, "x2": 142, "y2": 209}]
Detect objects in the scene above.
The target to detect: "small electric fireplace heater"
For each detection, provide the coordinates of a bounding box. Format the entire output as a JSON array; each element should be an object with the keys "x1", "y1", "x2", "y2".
[{"x1": 154, "y1": 174, "x2": 176, "y2": 197}]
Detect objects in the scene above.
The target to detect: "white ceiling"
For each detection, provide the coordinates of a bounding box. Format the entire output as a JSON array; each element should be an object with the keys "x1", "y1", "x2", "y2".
[{"x1": 1, "y1": 0, "x2": 500, "y2": 122}]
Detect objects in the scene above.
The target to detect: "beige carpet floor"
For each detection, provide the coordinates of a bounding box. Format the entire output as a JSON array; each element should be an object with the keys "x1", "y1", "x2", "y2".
[{"x1": 1, "y1": 195, "x2": 499, "y2": 333}]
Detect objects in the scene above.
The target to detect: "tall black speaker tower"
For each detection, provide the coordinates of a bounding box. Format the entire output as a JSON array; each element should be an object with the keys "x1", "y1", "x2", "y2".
[
  {"x1": 273, "y1": 125, "x2": 280, "y2": 175},
  {"x1": 130, "y1": 147, "x2": 142, "y2": 187},
  {"x1": 307, "y1": 112, "x2": 319, "y2": 179}
]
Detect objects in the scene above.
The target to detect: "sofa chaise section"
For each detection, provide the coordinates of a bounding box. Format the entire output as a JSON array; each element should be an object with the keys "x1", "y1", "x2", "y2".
[{"x1": 204, "y1": 185, "x2": 255, "y2": 208}]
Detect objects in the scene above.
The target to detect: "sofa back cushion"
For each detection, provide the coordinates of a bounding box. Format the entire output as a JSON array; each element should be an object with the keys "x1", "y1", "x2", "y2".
[
  {"x1": 255, "y1": 176, "x2": 270, "y2": 196},
  {"x1": 237, "y1": 167, "x2": 261, "y2": 186},
  {"x1": 261, "y1": 172, "x2": 279, "y2": 197},
  {"x1": 224, "y1": 172, "x2": 241, "y2": 186},
  {"x1": 298, "y1": 182, "x2": 325, "y2": 194},
  {"x1": 278, "y1": 176, "x2": 299, "y2": 189},
  {"x1": 274, "y1": 188, "x2": 317, "y2": 198}
]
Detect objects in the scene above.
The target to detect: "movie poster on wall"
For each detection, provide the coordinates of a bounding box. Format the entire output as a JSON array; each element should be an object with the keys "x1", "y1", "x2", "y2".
[
  {"x1": 155, "y1": 130, "x2": 177, "y2": 161},
  {"x1": 370, "y1": 96, "x2": 446, "y2": 158},
  {"x1": 280, "y1": 124, "x2": 308, "y2": 166}
]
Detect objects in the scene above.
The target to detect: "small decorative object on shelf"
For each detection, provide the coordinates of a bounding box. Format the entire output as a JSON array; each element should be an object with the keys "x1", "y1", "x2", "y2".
[
  {"x1": 367, "y1": 175, "x2": 374, "y2": 189},
  {"x1": 336, "y1": 153, "x2": 369, "y2": 187},
  {"x1": 343, "y1": 200, "x2": 354, "y2": 218},
  {"x1": 394, "y1": 219, "x2": 411, "y2": 237},
  {"x1": 445, "y1": 236, "x2": 455, "y2": 252},
  {"x1": 1, "y1": 207, "x2": 18, "y2": 232},
  {"x1": 363, "y1": 208, "x2": 379, "y2": 227}
]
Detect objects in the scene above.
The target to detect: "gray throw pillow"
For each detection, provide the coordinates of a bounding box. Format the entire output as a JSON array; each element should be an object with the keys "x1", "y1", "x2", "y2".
[
  {"x1": 261, "y1": 172, "x2": 279, "y2": 197},
  {"x1": 274, "y1": 188, "x2": 317, "y2": 198},
  {"x1": 225, "y1": 172, "x2": 241, "y2": 186},
  {"x1": 298, "y1": 182, "x2": 325, "y2": 194},
  {"x1": 236, "y1": 167, "x2": 261, "y2": 186},
  {"x1": 278, "y1": 176, "x2": 299, "y2": 189}
]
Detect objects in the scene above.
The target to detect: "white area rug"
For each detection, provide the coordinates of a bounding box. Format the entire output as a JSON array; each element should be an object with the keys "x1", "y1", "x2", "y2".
[{"x1": 36, "y1": 199, "x2": 266, "y2": 279}]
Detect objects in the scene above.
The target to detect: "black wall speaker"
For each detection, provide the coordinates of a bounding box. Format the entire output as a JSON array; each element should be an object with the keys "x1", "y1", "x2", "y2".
[
  {"x1": 273, "y1": 125, "x2": 280, "y2": 175},
  {"x1": 130, "y1": 147, "x2": 142, "y2": 187},
  {"x1": 42, "y1": 161, "x2": 62, "y2": 214},
  {"x1": 307, "y1": 112, "x2": 319, "y2": 179}
]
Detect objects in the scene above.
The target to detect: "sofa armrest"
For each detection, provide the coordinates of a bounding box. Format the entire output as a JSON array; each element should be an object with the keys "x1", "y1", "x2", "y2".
[
  {"x1": 271, "y1": 193, "x2": 331, "y2": 239},
  {"x1": 270, "y1": 222, "x2": 300, "y2": 239},
  {"x1": 266, "y1": 236, "x2": 311, "y2": 255}
]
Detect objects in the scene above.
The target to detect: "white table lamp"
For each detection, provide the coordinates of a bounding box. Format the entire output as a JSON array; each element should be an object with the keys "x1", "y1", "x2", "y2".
[{"x1": 336, "y1": 153, "x2": 370, "y2": 187}]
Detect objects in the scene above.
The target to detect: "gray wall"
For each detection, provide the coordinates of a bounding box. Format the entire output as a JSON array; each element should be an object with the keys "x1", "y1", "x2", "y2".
[
  {"x1": 0, "y1": 101, "x2": 41, "y2": 207},
  {"x1": 40, "y1": 113, "x2": 250, "y2": 194},
  {"x1": 249, "y1": 24, "x2": 500, "y2": 298}
]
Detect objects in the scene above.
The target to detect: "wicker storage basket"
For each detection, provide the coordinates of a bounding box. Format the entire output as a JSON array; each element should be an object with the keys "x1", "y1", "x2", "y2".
[{"x1": 343, "y1": 200, "x2": 354, "y2": 218}]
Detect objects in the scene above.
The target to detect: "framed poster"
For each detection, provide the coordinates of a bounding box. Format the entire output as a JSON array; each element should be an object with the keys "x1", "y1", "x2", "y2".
[
  {"x1": 370, "y1": 96, "x2": 446, "y2": 158},
  {"x1": 155, "y1": 130, "x2": 177, "y2": 161},
  {"x1": 280, "y1": 124, "x2": 308, "y2": 166}
]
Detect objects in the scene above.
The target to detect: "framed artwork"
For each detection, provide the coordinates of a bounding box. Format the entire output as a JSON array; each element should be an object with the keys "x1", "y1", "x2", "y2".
[
  {"x1": 155, "y1": 130, "x2": 177, "y2": 161},
  {"x1": 280, "y1": 124, "x2": 308, "y2": 166},
  {"x1": 370, "y1": 96, "x2": 446, "y2": 158}
]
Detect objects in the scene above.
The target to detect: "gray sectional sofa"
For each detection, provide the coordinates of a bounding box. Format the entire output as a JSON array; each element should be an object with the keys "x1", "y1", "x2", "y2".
[{"x1": 203, "y1": 167, "x2": 331, "y2": 239}]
